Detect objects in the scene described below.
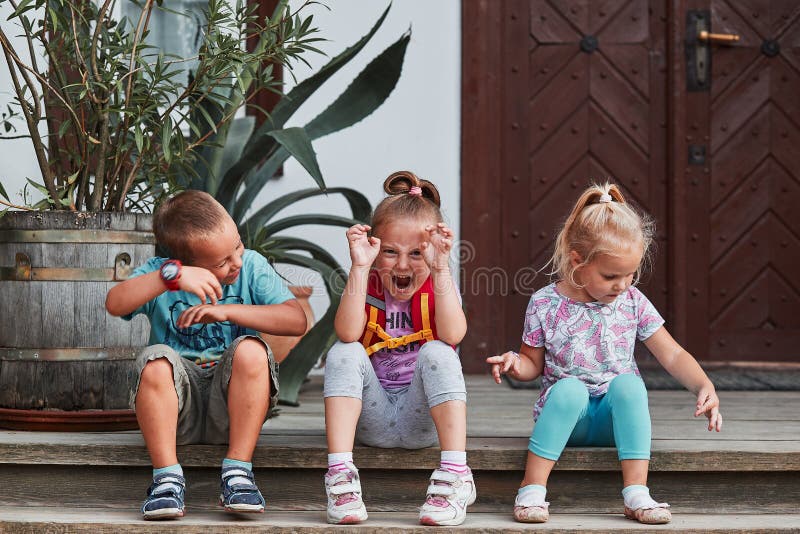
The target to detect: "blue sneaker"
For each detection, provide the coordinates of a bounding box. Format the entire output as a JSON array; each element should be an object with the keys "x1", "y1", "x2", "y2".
[
  {"x1": 220, "y1": 466, "x2": 265, "y2": 513},
  {"x1": 142, "y1": 473, "x2": 185, "y2": 520}
]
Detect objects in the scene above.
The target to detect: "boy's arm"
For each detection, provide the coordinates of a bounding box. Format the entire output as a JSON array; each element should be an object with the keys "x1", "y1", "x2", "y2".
[
  {"x1": 105, "y1": 265, "x2": 223, "y2": 317},
  {"x1": 216, "y1": 300, "x2": 307, "y2": 335},
  {"x1": 105, "y1": 271, "x2": 165, "y2": 317},
  {"x1": 334, "y1": 265, "x2": 370, "y2": 342}
]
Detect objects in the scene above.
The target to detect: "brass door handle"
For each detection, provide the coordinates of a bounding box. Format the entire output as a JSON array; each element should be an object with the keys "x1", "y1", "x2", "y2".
[{"x1": 698, "y1": 30, "x2": 740, "y2": 43}]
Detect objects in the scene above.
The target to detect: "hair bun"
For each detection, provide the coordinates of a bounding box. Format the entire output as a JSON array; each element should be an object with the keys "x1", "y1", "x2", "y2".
[{"x1": 383, "y1": 170, "x2": 441, "y2": 207}]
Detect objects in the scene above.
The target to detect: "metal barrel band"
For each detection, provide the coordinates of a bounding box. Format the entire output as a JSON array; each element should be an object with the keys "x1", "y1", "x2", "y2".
[
  {"x1": 0, "y1": 252, "x2": 133, "y2": 281},
  {"x1": 0, "y1": 347, "x2": 140, "y2": 361},
  {"x1": 0, "y1": 229, "x2": 154, "y2": 244}
]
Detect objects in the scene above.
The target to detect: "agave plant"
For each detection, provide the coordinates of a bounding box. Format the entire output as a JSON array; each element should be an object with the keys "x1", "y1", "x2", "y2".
[{"x1": 179, "y1": 3, "x2": 410, "y2": 404}]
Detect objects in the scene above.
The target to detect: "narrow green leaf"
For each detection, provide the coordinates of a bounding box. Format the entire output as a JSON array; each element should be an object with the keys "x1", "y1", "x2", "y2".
[
  {"x1": 305, "y1": 32, "x2": 410, "y2": 139},
  {"x1": 251, "y1": 235, "x2": 343, "y2": 272},
  {"x1": 242, "y1": 187, "x2": 370, "y2": 232},
  {"x1": 266, "y1": 127, "x2": 323, "y2": 188},
  {"x1": 162, "y1": 116, "x2": 172, "y2": 163},
  {"x1": 134, "y1": 125, "x2": 143, "y2": 153},
  {"x1": 25, "y1": 178, "x2": 49, "y2": 195},
  {"x1": 0, "y1": 181, "x2": 9, "y2": 201},
  {"x1": 261, "y1": 213, "x2": 359, "y2": 237},
  {"x1": 11, "y1": 0, "x2": 36, "y2": 19},
  {"x1": 57, "y1": 118, "x2": 72, "y2": 139}
]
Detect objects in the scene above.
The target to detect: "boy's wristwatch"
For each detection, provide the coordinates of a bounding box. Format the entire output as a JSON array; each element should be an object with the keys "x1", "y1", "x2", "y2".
[{"x1": 159, "y1": 259, "x2": 182, "y2": 291}]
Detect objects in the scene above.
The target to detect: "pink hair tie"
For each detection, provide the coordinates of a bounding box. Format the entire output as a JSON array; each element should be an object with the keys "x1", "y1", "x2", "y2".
[{"x1": 408, "y1": 186, "x2": 423, "y2": 197}]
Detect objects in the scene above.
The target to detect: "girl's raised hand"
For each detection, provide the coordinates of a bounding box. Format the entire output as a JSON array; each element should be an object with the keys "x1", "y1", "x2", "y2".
[
  {"x1": 423, "y1": 222, "x2": 454, "y2": 272},
  {"x1": 486, "y1": 351, "x2": 522, "y2": 384},
  {"x1": 694, "y1": 385, "x2": 723, "y2": 432},
  {"x1": 346, "y1": 224, "x2": 380, "y2": 268}
]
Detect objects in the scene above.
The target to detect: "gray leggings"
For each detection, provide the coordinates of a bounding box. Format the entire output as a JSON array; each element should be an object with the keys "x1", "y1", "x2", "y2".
[{"x1": 323, "y1": 340, "x2": 467, "y2": 449}]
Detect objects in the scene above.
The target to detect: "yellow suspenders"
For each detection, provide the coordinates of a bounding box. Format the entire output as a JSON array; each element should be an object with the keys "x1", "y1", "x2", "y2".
[{"x1": 362, "y1": 293, "x2": 435, "y2": 356}]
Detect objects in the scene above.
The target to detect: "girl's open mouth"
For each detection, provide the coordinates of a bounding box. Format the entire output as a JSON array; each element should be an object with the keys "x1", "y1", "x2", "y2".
[{"x1": 393, "y1": 275, "x2": 413, "y2": 290}]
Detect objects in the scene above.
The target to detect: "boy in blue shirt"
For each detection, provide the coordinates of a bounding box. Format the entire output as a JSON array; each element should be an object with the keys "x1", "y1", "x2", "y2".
[{"x1": 106, "y1": 190, "x2": 307, "y2": 520}]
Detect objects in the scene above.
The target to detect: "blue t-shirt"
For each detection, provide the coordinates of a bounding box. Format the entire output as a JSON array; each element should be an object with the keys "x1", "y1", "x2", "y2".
[{"x1": 123, "y1": 249, "x2": 294, "y2": 367}]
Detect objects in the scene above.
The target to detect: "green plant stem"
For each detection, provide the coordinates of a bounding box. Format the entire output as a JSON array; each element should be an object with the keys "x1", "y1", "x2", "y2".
[
  {"x1": 0, "y1": 198, "x2": 34, "y2": 211},
  {"x1": 9, "y1": 0, "x2": 42, "y2": 88},
  {"x1": 108, "y1": 0, "x2": 154, "y2": 191},
  {"x1": 90, "y1": 111, "x2": 110, "y2": 211},
  {"x1": 89, "y1": 1, "x2": 113, "y2": 95},
  {"x1": 115, "y1": 157, "x2": 144, "y2": 212},
  {"x1": 41, "y1": 4, "x2": 85, "y2": 197}
]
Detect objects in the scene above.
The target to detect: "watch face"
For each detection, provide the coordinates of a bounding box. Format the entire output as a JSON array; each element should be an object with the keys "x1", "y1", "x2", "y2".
[{"x1": 161, "y1": 263, "x2": 180, "y2": 281}]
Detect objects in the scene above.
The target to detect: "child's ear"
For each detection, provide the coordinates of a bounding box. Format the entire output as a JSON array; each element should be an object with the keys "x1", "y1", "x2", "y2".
[{"x1": 569, "y1": 250, "x2": 583, "y2": 269}]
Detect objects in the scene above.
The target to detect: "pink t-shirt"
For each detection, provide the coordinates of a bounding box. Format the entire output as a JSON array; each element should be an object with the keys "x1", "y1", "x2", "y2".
[
  {"x1": 370, "y1": 292, "x2": 421, "y2": 389},
  {"x1": 523, "y1": 283, "x2": 664, "y2": 420}
]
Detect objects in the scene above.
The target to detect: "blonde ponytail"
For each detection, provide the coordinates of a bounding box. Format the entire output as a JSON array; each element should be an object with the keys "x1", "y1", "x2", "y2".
[{"x1": 549, "y1": 182, "x2": 654, "y2": 284}]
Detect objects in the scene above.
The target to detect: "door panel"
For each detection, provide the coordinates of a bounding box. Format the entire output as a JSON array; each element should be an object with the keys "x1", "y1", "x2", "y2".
[
  {"x1": 461, "y1": 1, "x2": 668, "y2": 372},
  {"x1": 688, "y1": 0, "x2": 800, "y2": 360}
]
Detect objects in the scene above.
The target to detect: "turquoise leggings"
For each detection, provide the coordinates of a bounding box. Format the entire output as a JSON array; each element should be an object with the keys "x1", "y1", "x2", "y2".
[{"x1": 529, "y1": 374, "x2": 651, "y2": 461}]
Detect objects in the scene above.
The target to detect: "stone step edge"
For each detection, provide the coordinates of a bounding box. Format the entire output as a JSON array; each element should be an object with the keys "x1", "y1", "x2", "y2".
[
  {"x1": 0, "y1": 508, "x2": 798, "y2": 533},
  {"x1": 1, "y1": 441, "x2": 799, "y2": 471}
]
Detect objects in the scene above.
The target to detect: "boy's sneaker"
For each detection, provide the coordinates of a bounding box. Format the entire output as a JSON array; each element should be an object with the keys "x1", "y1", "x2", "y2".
[
  {"x1": 219, "y1": 466, "x2": 265, "y2": 513},
  {"x1": 142, "y1": 473, "x2": 186, "y2": 520},
  {"x1": 324, "y1": 462, "x2": 368, "y2": 524},
  {"x1": 418, "y1": 467, "x2": 477, "y2": 526}
]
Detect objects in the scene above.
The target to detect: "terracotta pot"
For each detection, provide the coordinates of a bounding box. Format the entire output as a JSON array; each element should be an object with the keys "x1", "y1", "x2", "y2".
[{"x1": 260, "y1": 286, "x2": 315, "y2": 363}]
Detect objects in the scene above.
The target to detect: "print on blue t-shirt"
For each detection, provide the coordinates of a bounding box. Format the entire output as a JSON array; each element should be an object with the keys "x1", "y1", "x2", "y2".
[{"x1": 122, "y1": 249, "x2": 294, "y2": 367}]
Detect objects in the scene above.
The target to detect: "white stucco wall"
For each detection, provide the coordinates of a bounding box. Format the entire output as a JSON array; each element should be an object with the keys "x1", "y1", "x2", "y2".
[{"x1": 0, "y1": 1, "x2": 462, "y2": 319}]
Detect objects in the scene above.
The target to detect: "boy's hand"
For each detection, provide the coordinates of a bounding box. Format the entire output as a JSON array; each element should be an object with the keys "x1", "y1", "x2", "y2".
[
  {"x1": 178, "y1": 266, "x2": 223, "y2": 305},
  {"x1": 423, "y1": 222, "x2": 454, "y2": 272},
  {"x1": 694, "y1": 385, "x2": 722, "y2": 432},
  {"x1": 177, "y1": 304, "x2": 229, "y2": 329},
  {"x1": 347, "y1": 224, "x2": 380, "y2": 268},
  {"x1": 486, "y1": 351, "x2": 522, "y2": 384}
]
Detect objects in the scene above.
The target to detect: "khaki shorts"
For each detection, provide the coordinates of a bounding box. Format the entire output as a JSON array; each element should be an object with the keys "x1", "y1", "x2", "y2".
[{"x1": 132, "y1": 335, "x2": 279, "y2": 445}]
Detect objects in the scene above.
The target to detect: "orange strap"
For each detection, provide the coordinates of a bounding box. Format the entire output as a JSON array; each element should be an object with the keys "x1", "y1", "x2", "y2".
[
  {"x1": 364, "y1": 293, "x2": 435, "y2": 356},
  {"x1": 361, "y1": 305, "x2": 379, "y2": 350}
]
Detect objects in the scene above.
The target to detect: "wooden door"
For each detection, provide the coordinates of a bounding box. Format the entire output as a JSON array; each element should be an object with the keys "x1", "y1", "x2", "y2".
[
  {"x1": 680, "y1": 0, "x2": 800, "y2": 361},
  {"x1": 461, "y1": 0, "x2": 669, "y2": 372},
  {"x1": 460, "y1": 0, "x2": 800, "y2": 372}
]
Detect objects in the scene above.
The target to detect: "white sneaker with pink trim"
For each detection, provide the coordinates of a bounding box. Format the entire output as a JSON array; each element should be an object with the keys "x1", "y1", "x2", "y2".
[
  {"x1": 418, "y1": 467, "x2": 477, "y2": 526},
  {"x1": 324, "y1": 462, "x2": 368, "y2": 524}
]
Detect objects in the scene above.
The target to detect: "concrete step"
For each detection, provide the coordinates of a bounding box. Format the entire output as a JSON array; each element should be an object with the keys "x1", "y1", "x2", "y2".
[
  {"x1": 0, "y1": 507, "x2": 798, "y2": 533},
  {"x1": 1, "y1": 443, "x2": 798, "y2": 514},
  {"x1": 1, "y1": 380, "x2": 797, "y2": 516}
]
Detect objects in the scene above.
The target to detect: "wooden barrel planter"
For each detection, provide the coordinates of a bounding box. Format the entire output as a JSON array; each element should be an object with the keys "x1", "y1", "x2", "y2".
[{"x1": 0, "y1": 212, "x2": 153, "y2": 431}]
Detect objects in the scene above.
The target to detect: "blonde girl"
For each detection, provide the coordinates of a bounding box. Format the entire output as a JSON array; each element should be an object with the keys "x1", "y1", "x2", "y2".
[
  {"x1": 486, "y1": 183, "x2": 722, "y2": 525},
  {"x1": 323, "y1": 171, "x2": 475, "y2": 526}
]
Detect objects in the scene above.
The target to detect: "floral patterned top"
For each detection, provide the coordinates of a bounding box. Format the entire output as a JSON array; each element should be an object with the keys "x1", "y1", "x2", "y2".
[{"x1": 522, "y1": 282, "x2": 664, "y2": 420}]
